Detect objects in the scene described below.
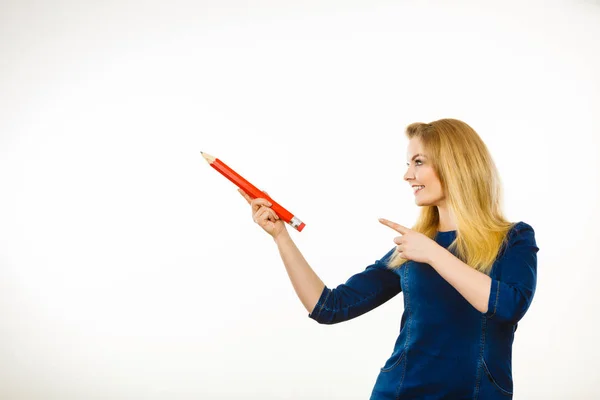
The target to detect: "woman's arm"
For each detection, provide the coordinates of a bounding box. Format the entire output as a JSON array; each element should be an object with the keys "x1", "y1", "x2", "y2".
[
  {"x1": 274, "y1": 230, "x2": 401, "y2": 324},
  {"x1": 274, "y1": 230, "x2": 326, "y2": 314},
  {"x1": 428, "y1": 222, "x2": 538, "y2": 324},
  {"x1": 427, "y1": 248, "x2": 492, "y2": 313}
]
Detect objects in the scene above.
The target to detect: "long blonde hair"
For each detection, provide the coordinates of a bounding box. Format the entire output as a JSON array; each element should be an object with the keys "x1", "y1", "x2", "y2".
[{"x1": 385, "y1": 118, "x2": 515, "y2": 274}]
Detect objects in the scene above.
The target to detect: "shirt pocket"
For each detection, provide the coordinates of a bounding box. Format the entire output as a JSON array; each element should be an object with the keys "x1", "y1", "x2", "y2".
[
  {"x1": 481, "y1": 357, "x2": 513, "y2": 397},
  {"x1": 371, "y1": 350, "x2": 407, "y2": 399},
  {"x1": 380, "y1": 349, "x2": 405, "y2": 373}
]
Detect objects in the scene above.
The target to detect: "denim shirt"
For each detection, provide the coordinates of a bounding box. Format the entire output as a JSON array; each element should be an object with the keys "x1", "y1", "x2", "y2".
[{"x1": 308, "y1": 222, "x2": 538, "y2": 400}]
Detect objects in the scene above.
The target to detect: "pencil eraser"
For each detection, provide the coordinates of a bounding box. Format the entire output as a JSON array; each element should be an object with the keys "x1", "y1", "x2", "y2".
[{"x1": 298, "y1": 222, "x2": 306, "y2": 232}]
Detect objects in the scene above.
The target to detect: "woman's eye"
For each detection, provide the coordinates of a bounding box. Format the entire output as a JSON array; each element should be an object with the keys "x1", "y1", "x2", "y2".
[{"x1": 405, "y1": 160, "x2": 423, "y2": 167}]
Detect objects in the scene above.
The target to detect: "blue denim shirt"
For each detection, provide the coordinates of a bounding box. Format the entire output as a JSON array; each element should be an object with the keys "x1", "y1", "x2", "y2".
[{"x1": 308, "y1": 222, "x2": 538, "y2": 399}]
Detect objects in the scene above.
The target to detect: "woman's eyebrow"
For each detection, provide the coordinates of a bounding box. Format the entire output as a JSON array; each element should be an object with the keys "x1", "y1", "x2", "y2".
[{"x1": 408, "y1": 153, "x2": 427, "y2": 161}]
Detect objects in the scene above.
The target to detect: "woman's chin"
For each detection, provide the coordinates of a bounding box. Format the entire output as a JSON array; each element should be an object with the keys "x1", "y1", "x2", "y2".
[{"x1": 415, "y1": 198, "x2": 432, "y2": 207}]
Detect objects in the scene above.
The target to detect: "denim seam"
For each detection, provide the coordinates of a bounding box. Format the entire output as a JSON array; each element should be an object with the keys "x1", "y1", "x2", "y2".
[
  {"x1": 314, "y1": 290, "x2": 331, "y2": 321},
  {"x1": 315, "y1": 289, "x2": 384, "y2": 313},
  {"x1": 482, "y1": 358, "x2": 513, "y2": 395},
  {"x1": 396, "y1": 263, "x2": 411, "y2": 400},
  {"x1": 380, "y1": 350, "x2": 405, "y2": 373},
  {"x1": 473, "y1": 316, "x2": 487, "y2": 399},
  {"x1": 487, "y1": 280, "x2": 500, "y2": 319}
]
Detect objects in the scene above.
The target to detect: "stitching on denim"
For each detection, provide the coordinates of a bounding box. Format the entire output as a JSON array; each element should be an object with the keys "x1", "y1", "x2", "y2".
[
  {"x1": 396, "y1": 353, "x2": 407, "y2": 400},
  {"x1": 473, "y1": 316, "x2": 487, "y2": 399},
  {"x1": 315, "y1": 290, "x2": 331, "y2": 320},
  {"x1": 392, "y1": 351, "x2": 407, "y2": 400},
  {"x1": 482, "y1": 357, "x2": 513, "y2": 395},
  {"x1": 380, "y1": 350, "x2": 405, "y2": 373},
  {"x1": 316, "y1": 288, "x2": 385, "y2": 313},
  {"x1": 404, "y1": 264, "x2": 411, "y2": 351},
  {"x1": 396, "y1": 263, "x2": 411, "y2": 400},
  {"x1": 487, "y1": 280, "x2": 500, "y2": 319}
]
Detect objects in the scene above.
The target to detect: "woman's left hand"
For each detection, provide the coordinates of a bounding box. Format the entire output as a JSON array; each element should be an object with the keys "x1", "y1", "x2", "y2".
[{"x1": 378, "y1": 218, "x2": 443, "y2": 264}]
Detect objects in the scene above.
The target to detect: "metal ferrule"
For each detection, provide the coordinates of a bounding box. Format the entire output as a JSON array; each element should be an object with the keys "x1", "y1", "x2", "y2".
[{"x1": 289, "y1": 216, "x2": 303, "y2": 230}]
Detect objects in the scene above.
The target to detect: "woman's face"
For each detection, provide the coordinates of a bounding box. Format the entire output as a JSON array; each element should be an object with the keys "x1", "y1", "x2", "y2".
[{"x1": 404, "y1": 137, "x2": 445, "y2": 207}]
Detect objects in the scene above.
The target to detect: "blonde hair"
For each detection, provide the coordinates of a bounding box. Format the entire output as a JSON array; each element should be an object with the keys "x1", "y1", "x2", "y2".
[{"x1": 385, "y1": 118, "x2": 515, "y2": 274}]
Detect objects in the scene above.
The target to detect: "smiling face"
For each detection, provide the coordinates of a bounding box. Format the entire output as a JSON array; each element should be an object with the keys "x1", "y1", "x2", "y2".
[{"x1": 404, "y1": 137, "x2": 445, "y2": 207}]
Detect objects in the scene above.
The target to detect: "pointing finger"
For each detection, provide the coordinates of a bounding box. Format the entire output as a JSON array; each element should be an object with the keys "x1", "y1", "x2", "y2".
[{"x1": 378, "y1": 218, "x2": 409, "y2": 234}]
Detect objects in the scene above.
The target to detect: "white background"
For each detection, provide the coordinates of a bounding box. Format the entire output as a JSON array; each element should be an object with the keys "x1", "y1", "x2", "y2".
[{"x1": 1, "y1": 0, "x2": 599, "y2": 398}]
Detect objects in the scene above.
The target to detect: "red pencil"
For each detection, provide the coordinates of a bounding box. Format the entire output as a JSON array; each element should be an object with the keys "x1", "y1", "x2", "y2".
[{"x1": 200, "y1": 152, "x2": 306, "y2": 232}]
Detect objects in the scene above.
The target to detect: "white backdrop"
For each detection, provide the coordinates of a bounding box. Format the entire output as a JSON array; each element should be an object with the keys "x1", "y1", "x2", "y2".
[{"x1": 1, "y1": 0, "x2": 599, "y2": 399}]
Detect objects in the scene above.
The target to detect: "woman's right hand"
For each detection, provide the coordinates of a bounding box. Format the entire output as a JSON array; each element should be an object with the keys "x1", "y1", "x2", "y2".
[{"x1": 238, "y1": 188, "x2": 288, "y2": 239}]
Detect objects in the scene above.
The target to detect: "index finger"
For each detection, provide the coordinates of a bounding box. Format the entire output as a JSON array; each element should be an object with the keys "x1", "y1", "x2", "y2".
[
  {"x1": 238, "y1": 188, "x2": 253, "y2": 203},
  {"x1": 378, "y1": 218, "x2": 409, "y2": 234}
]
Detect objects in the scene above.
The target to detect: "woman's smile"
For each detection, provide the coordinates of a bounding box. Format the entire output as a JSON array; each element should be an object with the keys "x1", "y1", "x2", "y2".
[{"x1": 413, "y1": 185, "x2": 425, "y2": 194}]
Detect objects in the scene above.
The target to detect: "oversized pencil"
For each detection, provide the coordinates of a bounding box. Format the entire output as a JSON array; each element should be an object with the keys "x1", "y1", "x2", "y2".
[{"x1": 200, "y1": 152, "x2": 306, "y2": 232}]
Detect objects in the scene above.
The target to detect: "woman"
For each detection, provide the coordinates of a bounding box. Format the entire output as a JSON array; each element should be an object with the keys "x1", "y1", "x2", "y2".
[{"x1": 238, "y1": 119, "x2": 538, "y2": 399}]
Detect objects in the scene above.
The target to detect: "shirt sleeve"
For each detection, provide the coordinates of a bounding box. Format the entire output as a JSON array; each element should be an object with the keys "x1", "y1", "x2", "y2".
[
  {"x1": 308, "y1": 247, "x2": 401, "y2": 325},
  {"x1": 484, "y1": 221, "x2": 539, "y2": 324}
]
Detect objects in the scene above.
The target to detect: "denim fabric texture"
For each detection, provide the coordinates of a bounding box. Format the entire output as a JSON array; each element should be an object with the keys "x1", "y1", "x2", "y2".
[{"x1": 308, "y1": 222, "x2": 538, "y2": 399}]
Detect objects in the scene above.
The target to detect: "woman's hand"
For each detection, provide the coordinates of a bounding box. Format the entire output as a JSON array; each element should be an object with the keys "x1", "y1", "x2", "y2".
[
  {"x1": 378, "y1": 218, "x2": 442, "y2": 264},
  {"x1": 238, "y1": 188, "x2": 288, "y2": 239}
]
